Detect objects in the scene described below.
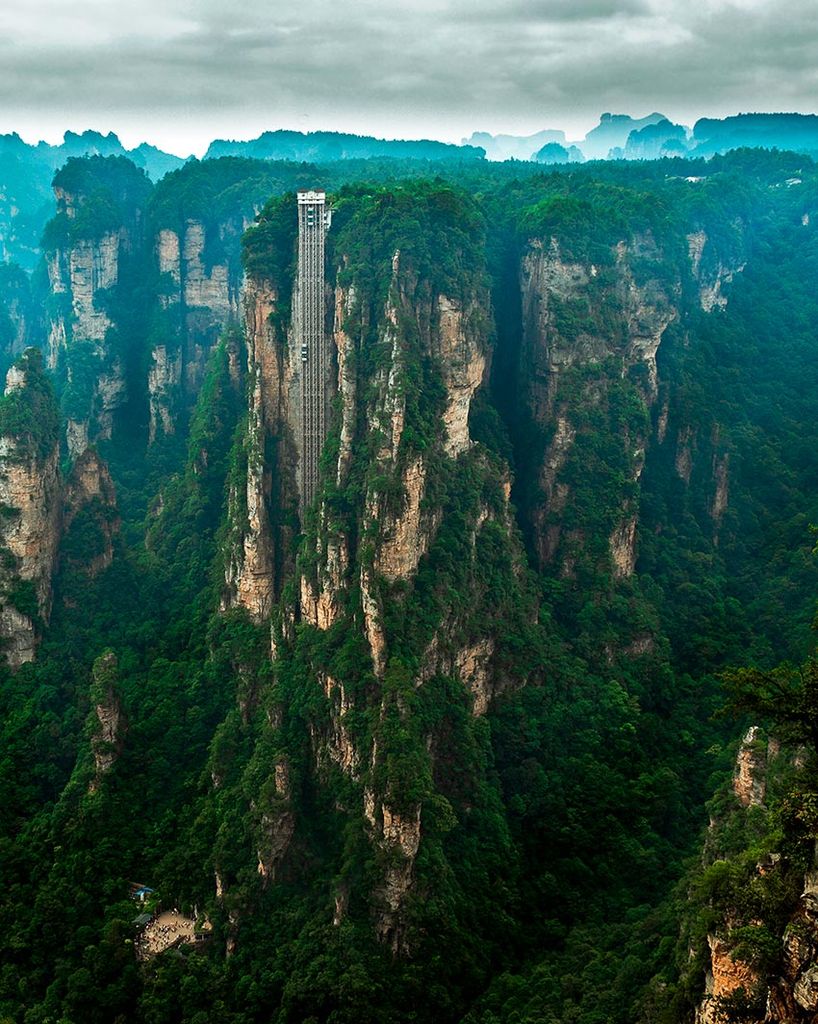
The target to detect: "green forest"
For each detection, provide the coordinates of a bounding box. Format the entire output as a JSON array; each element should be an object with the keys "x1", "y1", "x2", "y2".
[{"x1": 0, "y1": 146, "x2": 818, "y2": 1024}]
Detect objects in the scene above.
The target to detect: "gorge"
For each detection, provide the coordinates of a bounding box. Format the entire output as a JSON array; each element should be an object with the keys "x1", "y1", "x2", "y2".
[{"x1": 1, "y1": 145, "x2": 818, "y2": 1023}]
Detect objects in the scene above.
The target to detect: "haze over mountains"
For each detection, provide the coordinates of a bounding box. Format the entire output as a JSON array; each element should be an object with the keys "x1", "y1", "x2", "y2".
[
  {"x1": 4, "y1": 111, "x2": 818, "y2": 273},
  {"x1": 0, "y1": 130, "x2": 187, "y2": 270},
  {"x1": 466, "y1": 111, "x2": 818, "y2": 162}
]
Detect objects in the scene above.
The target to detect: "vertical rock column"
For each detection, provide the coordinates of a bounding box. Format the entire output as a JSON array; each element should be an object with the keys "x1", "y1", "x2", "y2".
[
  {"x1": 43, "y1": 157, "x2": 151, "y2": 457},
  {"x1": 0, "y1": 350, "x2": 61, "y2": 668}
]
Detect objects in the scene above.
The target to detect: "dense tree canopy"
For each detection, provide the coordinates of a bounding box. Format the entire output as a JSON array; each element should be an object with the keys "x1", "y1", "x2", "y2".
[{"x1": 0, "y1": 148, "x2": 817, "y2": 1023}]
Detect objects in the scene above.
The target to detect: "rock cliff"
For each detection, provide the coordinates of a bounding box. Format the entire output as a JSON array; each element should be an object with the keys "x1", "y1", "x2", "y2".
[
  {"x1": 145, "y1": 159, "x2": 289, "y2": 442},
  {"x1": 149, "y1": 217, "x2": 245, "y2": 440},
  {"x1": 518, "y1": 234, "x2": 676, "y2": 575},
  {"x1": 212, "y1": 186, "x2": 537, "y2": 956},
  {"x1": 221, "y1": 278, "x2": 299, "y2": 622},
  {"x1": 88, "y1": 650, "x2": 125, "y2": 793},
  {"x1": 513, "y1": 210, "x2": 752, "y2": 589},
  {"x1": 0, "y1": 350, "x2": 61, "y2": 667},
  {"x1": 687, "y1": 229, "x2": 746, "y2": 313},
  {"x1": 687, "y1": 727, "x2": 818, "y2": 1024},
  {"x1": 44, "y1": 157, "x2": 150, "y2": 457},
  {"x1": 63, "y1": 447, "x2": 119, "y2": 576}
]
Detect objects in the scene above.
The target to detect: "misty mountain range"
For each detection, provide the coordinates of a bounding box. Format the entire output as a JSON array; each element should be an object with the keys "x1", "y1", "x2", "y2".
[{"x1": 3, "y1": 112, "x2": 818, "y2": 271}]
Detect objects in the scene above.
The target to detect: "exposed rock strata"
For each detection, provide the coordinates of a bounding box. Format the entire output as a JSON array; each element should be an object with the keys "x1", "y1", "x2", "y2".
[
  {"x1": 222, "y1": 278, "x2": 299, "y2": 623},
  {"x1": 434, "y1": 294, "x2": 487, "y2": 456},
  {"x1": 256, "y1": 758, "x2": 295, "y2": 882},
  {"x1": 149, "y1": 218, "x2": 244, "y2": 440},
  {"x1": 692, "y1": 729, "x2": 818, "y2": 1023},
  {"x1": 0, "y1": 361, "x2": 61, "y2": 668},
  {"x1": 519, "y1": 236, "x2": 676, "y2": 573},
  {"x1": 687, "y1": 229, "x2": 746, "y2": 313},
  {"x1": 374, "y1": 802, "x2": 422, "y2": 953},
  {"x1": 733, "y1": 725, "x2": 767, "y2": 808},
  {"x1": 696, "y1": 935, "x2": 761, "y2": 1024},
  {"x1": 88, "y1": 651, "x2": 125, "y2": 793},
  {"x1": 45, "y1": 178, "x2": 135, "y2": 455},
  {"x1": 147, "y1": 345, "x2": 182, "y2": 443},
  {"x1": 374, "y1": 457, "x2": 435, "y2": 582},
  {"x1": 63, "y1": 448, "x2": 119, "y2": 575}
]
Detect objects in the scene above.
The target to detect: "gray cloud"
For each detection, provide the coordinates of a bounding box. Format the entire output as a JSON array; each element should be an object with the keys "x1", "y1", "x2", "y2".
[{"x1": 0, "y1": 0, "x2": 816, "y2": 154}]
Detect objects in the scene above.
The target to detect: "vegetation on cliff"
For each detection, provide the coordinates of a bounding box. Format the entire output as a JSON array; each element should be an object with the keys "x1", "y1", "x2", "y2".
[
  {"x1": 42, "y1": 155, "x2": 152, "y2": 250},
  {"x1": 0, "y1": 347, "x2": 60, "y2": 459},
  {"x1": 0, "y1": 148, "x2": 818, "y2": 1024}
]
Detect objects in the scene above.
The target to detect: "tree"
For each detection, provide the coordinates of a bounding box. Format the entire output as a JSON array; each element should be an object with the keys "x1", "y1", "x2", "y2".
[{"x1": 723, "y1": 656, "x2": 818, "y2": 752}]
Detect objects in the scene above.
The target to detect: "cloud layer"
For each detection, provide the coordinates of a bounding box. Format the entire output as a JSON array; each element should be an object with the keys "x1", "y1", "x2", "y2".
[{"x1": 0, "y1": 0, "x2": 815, "y2": 154}]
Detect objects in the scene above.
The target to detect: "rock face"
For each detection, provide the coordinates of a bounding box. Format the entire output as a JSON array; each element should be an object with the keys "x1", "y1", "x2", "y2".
[
  {"x1": 0, "y1": 354, "x2": 61, "y2": 668},
  {"x1": 66, "y1": 234, "x2": 119, "y2": 342},
  {"x1": 256, "y1": 758, "x2": 295, "y2": 882},
  {"x1": 44, "y1": 159, "x2": 149, "y2": 457},
  {"x1": 733, "y1": 726, "x2": 767, "y2": 808},
  {"x1": 300, "y1": 529, "x2": 348, "y2": 631},
  {"x1": 515, "y1": 220, "x2": 749, "y2": 581},
  {"x1": 149, "y1": 218, "x2": 244, "y2": 441},
  {"x1": 316, "y1": 673, "x2": 357, "y2": 775},
  {"x1": 63, "y1": 448, "x2": 119, "y2": 575},
  {"x1": 353, "y1": 255, "x2": 489, "y2": 663},
  {"x1": 693, "y1": 729, "x2": 772, "y2": 1022},
  {"x1": 696, "y1": 935, "x2": 762, "y2": 1024},
  {"x1": 711, "y1": 451, "x2": 730, "y2": 526},
  {"x1": 687, "y1": 229, "x2": 746, "y2": 313},
  {"x1": 374, "y1": 456, "x2": 432, "y2": 581},
  {"x1": 774, "y1": 870, "x2": 818, "y2": 1019},
  {"x1": 689, "y1": 728, "x2": 818, "y2": 1023},
  {"x1": 334, "y1": 280, "x2": 358, "y2": 483},
  {"x1": 183, "y1": 221, "x2": 239, "y2": 318},
  {"x1": 518, "y1": 236, "x2": 676, "y2": 574},
  {"x1": 374, "y1": 802, "x2": 422, "y2": 952},
  {"x1": 47, "y1": 228, "x2": 127, "y2": 457},
  {"x1": 434, "y1": 294, "x2": 487, "y2": 457},
  {"x1": 222, "y1": 279, "x2": 299, "y2": 623},
  {"x1": 694, "y1": 859, "x2": 818, "y2": 1024},
  {"x1": 88, "y1": 650, "x2": 125, "y2": 793},
  {"x1": 147, "y1": 344, "x2": 182, "y2": 443},
  {"x1": 609, "y1": 515, "x2": 638, "y2": 579},
  {"x1": 215, "y1": 192, "x2": 537, "y2": 959}
]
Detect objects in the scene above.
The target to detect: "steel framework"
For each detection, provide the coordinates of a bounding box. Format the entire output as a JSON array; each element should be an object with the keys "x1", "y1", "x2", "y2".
[{"x1": 297, "y1": 190, "x2": 330, "y2": 514}]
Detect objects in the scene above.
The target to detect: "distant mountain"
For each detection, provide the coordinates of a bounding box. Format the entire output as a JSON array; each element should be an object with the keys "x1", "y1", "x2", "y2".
[
  {"x1": 692, "y1": 112, "x2": 818, "y2": 157},
  {"x1": 58, "y1": 129, "x2": 129, "y2": 160},
  {"x1": 123, "y1": 141, "x2": 188, "y2": 181},
  {"x1": 580, "y1": 112, "x2": 668, "y2": 160},
  {"x1": 6, "y1": 113, "x2": 818, "y2": 274},
  {"x1": 532, "y1": 141, "x2": 585, "y2": 165},
  {"x1": 205, "y1": 130, "x2": 485, "y2": 163},
  {"x1": 463, "y1": 129, "x2": 566, "y2": 161},
  {"x1": 621, "y1": 119, "x2": 690, "y2": 160},
  {"x1": 472, "y1": 113, "x2": 683, "y2": 164},
  {"x1": 0, "y1": 131, "x2": 188, "y2": 269},
  {"x1": 36, "y1": 130, "x2": 189, "y2": 180}
]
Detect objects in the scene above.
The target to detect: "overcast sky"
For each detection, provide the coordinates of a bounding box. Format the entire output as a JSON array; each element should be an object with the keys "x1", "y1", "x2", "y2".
[{"x1": 1, "y1": 0, "x2": 816, "y2": 156}]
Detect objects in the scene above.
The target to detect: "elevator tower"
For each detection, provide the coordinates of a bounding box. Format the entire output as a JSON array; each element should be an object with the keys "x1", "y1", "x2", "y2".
[{"x1": 296, "y1": 190, "x2": 331, "y2": 514}]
